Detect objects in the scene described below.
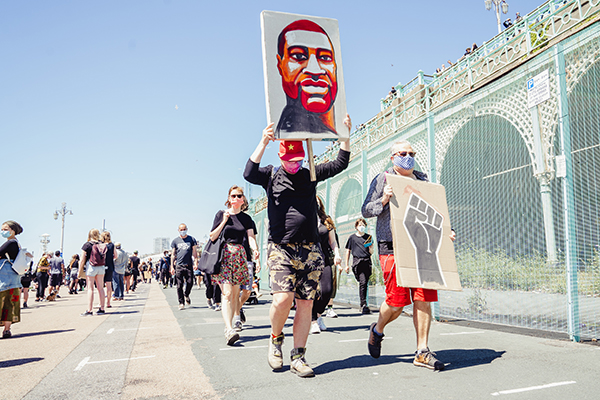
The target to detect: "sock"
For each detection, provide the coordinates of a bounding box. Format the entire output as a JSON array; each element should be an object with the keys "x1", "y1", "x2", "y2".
[
  {"x1": 373, "y1": 326, "x2": 383, "y2": 337},
  {"x1": 234, "y1": 316, "x2": 241, "y2": 323}
]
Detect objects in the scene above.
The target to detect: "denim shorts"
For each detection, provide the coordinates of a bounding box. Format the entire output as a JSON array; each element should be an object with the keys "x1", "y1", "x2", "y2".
[{"x1": 86, "y1": 263, "x2": 106, "y2": 277}]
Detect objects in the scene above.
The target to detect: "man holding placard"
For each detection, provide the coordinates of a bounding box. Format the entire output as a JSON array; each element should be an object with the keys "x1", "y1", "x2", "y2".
[
  {"x1": 244, "y1": 118, "x2": 350, "y2": 377},
  {"x1": 362, "y1": 140, "x2": 455, "y2": 371}
]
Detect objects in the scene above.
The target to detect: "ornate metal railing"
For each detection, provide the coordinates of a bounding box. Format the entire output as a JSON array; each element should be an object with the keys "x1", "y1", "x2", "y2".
[{"x1": 314, "y1": 0, "x2": 600, "y2": 165}]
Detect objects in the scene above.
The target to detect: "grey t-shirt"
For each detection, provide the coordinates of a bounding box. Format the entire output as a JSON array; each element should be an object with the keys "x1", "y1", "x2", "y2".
[
  {"x1": 171, "y1": 235, "x2": 197, "y2": 268},
  {"x1": 49, "y1": 257, "x2": 64, "y2": 274}
]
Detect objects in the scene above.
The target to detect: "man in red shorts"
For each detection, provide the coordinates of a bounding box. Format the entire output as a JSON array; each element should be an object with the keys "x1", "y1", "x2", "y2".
[{"x1": 362, "y1": 140, "x2": 454, "y2": 371}]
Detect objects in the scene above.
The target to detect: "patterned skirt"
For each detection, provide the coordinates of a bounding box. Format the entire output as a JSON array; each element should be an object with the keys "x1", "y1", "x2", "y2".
[
  {"x1": 211, "y1": 243, "x2": 250, "y2": 286},
  {"x1": 0, "y1": 288, "x2": 21, "y2": 323}
]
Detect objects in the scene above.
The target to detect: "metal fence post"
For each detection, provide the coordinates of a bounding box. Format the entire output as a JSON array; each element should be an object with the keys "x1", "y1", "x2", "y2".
[
  {"x1": 554, "y1": 42, "x2": 580, "y2": 342},
  {"x1": 426, "y1": 85, "x2": 440, "y2": 319}
]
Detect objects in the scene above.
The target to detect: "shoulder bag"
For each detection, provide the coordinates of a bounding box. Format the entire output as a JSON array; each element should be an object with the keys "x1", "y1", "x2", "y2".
[{"x1": 198, "y1": 230, "x2": 225, "y2": 275}]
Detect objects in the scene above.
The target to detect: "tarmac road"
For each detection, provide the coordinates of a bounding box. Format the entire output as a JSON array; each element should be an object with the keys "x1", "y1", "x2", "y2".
[{"x1": 1, "y1": 281, "x2": 599, "y2": 400}]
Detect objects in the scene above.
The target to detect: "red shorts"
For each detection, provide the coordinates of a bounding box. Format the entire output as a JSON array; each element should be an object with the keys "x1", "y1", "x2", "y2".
[{"x1": 379, "y1": 254, "x2": 437, "y2": 308}]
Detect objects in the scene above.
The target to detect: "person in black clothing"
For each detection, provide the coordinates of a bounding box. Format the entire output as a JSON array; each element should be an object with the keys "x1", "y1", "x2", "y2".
[
  {"x1": 344, "y1": 218, "x2": 374, "y2": 314},
  {"x1": 101, "y1": 231, "x2": 117, "y2": 308},
  {"x1": 209, "y1": 186, "x2": 258, "y2": 346},
  {"x1": 129, "y1": 251, "x2": 140, "y2": 292},
  {"x1": 170, "y1": 224, "x2": 199, "y2": 310},
  {"x1": 159, "y1": 250, "x2": 171, "y2": 289},
  {"x1": 310, "y1": 196, "x2": 342, "y2": 334},
  {"x1": 243, "y1": 114, "x2": 351, "y2": 377}
]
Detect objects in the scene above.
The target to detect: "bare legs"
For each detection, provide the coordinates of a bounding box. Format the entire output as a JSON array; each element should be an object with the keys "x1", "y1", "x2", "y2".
[
  {"x1": 270, "y1": 292, "x2": 312, "y2": 348},
  {"x1": 86, "y1": 274, "x2": 106, "y2": 312},
  {"x1": 375, "y1": 300, "x2": 432, "y2": 350},
  {"x1": 105, "y1": 281, "x2": 112, "y2": 307},
  {"x1": 220, "y1": 283, "x2": 240, "y2": 331}
]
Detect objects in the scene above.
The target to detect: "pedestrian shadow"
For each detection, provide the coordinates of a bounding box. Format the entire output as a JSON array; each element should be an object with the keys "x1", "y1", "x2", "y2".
[
  {"x1": 12, "y1": 329, "x2": 75, "y2": 338},
  {"x1": 327, "y1": 325, "x2": 372, "y2": 334},
  {"x1": 0, "y1": 357, "x2": 44, "y2": 368},
  {"x1": 107, "y1": 310, "x2": 139, "y2": 315},
  {"x1": 315, "y1": 354, "x2": 413, "y2": 374},
  {"x1": 435, "y1": 348, "x2": 506, "y2": 370}
]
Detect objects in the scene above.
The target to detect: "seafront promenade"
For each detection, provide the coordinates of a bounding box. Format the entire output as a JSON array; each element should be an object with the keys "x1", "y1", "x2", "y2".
[{"x1": 2, "y1": 281, "x2": 598, "y2": 400}]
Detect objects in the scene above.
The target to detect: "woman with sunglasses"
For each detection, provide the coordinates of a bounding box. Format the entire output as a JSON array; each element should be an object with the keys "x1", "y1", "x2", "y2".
[{"x1": 209, "y1": 186, "x2": 258, "y2": 346}]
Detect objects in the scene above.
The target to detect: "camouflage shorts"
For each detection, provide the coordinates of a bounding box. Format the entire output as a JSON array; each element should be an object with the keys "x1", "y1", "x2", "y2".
[{"x1": 268, "y1": 242, "x2": 324, "y2": 301}]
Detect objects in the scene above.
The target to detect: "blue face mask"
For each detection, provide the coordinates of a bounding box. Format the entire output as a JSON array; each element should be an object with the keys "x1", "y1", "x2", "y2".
[
  {"x1": 1, "y1": 230, "x2": 11, "y2": 238},
  {"x1": 393, "y1": 154, "x2": 415, "y2": 170}
]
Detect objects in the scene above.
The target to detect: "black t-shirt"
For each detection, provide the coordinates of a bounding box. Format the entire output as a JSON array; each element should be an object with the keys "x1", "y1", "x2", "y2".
[
  {"x1": 171, "y1": 235, "x2": 198, "y2": 267},
  {"x1": 243, "y1": 149, "x2": 350, "y2": 244},
  {"x1": 318, "y1": 223, "x2": 334, "y2": 267},
  {"x1": 345, "y1": 233, "x2": 372, "y2": 259},
  {"x1": 105, "y1": 243, "x2": 115, "y2": 268},
  {"x1": 211, "y1": 210, "x2": 255, "y2": 245},
  {"x1": 129, "y1": 256, "x2": 140, "y2": 271},
  {"x1": 82, "y1": 241, "x2": 96, "y2": 262},
  {"x1": 0, "y1": 239, "x2": 19, "y2": 260}
]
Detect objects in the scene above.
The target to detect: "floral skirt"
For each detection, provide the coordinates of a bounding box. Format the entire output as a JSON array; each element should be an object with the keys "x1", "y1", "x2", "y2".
[
  {"x1": 0, "y1": 288, "x2": 21, "y2": 323},
  {"x1": 211, "y1": 243, "x2": 249, "y2": 286}
]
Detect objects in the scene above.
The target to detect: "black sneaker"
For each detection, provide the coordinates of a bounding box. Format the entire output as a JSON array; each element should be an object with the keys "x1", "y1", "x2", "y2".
[
  {"x1": 96, "y1": 309, "x2": 106, "y2": 315},
  {"x1": 362, "y1": 306, "x2": 371, "y2": 314},
  {"x1": 185, "y1": 295, "x2": 191, "y2": 305},
  {"x1": 23, "y1": 302, "x2": 28, "y2": 308},
  {"x1": 240, "y1": 308, "x2": 246, "y2": 323},
  {"x1": 413, "y1": 348, "x2": 445, "y2": 371},
  {"x1": 367, "y1": 322, "x2": 384, "y2": 358},
  {"x1": 81, "y1": 311, "x2": 93, "y2": 316}
]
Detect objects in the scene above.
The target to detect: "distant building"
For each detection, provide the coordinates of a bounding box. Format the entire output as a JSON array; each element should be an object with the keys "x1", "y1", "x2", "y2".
[{"x1": 153, "y1": 237, "x2": 170, "y2": 253}]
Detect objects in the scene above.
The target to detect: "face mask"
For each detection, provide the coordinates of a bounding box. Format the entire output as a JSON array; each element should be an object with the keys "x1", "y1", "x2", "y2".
[
  {"x1": 1, "y1": 230, "x2": 11, "y2": 238},
  {"x1": 357, "y1": 226, "x2": 366, "y2": 234},
  {"x1": 393, "y1": 154, "x2": 415, "y2": 170},
  {"x1": 230, "y1": 198, "x2": 244, "y2": 207},
  {"x1": 282, "y1": 160, "x2": 302, "y2": 174},
  {"x1": 179, "y1": 230, "x2": 187, "y2": 237}
]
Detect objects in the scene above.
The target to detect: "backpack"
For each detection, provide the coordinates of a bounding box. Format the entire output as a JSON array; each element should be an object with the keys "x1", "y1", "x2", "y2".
[{"x1": 89, "y1": 242, "x2": 108, "y2": 267}]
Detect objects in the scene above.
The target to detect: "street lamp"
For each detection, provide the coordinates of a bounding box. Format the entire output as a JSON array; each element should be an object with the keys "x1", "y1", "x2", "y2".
[
  {"x1": 40, "y1": 233, "x2": 50, "y2": 255},
  {"x1": 53, "y1": 202, "x2": 73, "y2": 256},
  {"x1": 485, "y1": 0, "x2": 509, "y2": 34}
]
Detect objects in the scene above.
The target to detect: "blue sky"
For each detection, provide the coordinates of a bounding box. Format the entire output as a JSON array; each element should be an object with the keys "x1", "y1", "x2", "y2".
[{"x1": 1, "y1": 0, "x2": 544, "y2": 257}]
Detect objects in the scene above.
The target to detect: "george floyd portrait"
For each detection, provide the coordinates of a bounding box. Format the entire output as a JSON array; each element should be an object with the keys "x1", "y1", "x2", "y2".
[{"x1": 261, "y1": 11, "x2": 348, "y2": 141}]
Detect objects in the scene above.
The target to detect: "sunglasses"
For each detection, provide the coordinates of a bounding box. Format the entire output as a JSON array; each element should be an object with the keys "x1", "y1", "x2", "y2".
[
  {"x1": 395, "y1": 151, "x2": 416, "y2": 158},
  {"x1": 230, "y1": 194, "x2": 244, "y2": 199}
]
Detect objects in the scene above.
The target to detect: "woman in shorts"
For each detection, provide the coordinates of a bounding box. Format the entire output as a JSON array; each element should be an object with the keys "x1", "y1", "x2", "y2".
[
  {"x1": 209, "y1": 186, "x2": 258, "y2": 346},
  {"x1": 68, "y1": 254, "x2": 80, "y2": 294},
  {"x1": 79, "y1": 229, "x2": 106, "y2": 316}
]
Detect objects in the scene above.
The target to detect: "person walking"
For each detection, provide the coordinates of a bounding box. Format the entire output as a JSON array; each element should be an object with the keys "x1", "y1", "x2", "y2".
[
  {"x1": 0, "y1": 221, "x2": 30, "y2": 338},
  {"x1": 209, "y1": 186, "x2": 258, "y2": 345},
  {"x1": 362, "y1": 140, "x2": 454, "y2": 370},
  {"x1": 101, "y1": 231, "x2": 116, "y2": 308},
  {"x1": 243, "y1": 115, "x2": 351, "y2": 377},
  {"x1": 112, "y1": 243, "x2": 128, "y2": 301},
  {"x1": 170, "y1": 224, "x2": 198, "y2": 310},
  {"x1": 310, "y1": 196, "x2": 342, "y2": 334},
  {"x1": 35, "y1": 253, "x2": 50, "y2": 302},
  {"x1": 159, "y1": 250, "x2": 170, "y2": 289},
  {"x1": 20, "y1": 261, "x2": 34, "y2": 308},
  {"x1": 344, "y1": 218, "x2": 374, "y2": 314},
  {"x1": 48, "y1": 250, "x2": 64, "y2": 299},
  {"x1": 129, "y1": 251, "x2": 140, "y2": 292},
  {"x1": 79, "y1": 229, "x2": 107, "y2": 316},
  {"x1": 67, "y1": 254, "x2": 80, "y2": 294}
]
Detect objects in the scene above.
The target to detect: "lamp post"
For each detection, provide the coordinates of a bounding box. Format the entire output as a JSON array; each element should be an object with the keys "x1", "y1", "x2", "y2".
[
  {"x1": 53, "y1": 202, "x2": 73, "y2": 256},
  {"x1": 485, "y1": 0, "x2": 509, "y2": 34},
  {"x1": 40, "y1": 233, "x2": 50, "y2": 255}
]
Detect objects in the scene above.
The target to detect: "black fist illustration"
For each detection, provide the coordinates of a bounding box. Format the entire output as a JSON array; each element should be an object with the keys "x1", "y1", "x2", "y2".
[{"x1": 403, "y1": 193, "x2": 446, "y2": 286}]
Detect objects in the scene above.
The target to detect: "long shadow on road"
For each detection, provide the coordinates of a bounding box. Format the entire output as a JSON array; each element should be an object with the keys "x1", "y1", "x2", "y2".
[
  {"x1": 0, "y1": 357, "x2": 44, "y2": 368},
  {"x1": 12, "y1": 329, "x2": 75, "y2": 338}
]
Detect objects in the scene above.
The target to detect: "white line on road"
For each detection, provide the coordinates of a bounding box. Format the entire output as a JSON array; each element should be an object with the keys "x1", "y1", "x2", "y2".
[
  {"x1": 440, "y1": 331, "x2": 485, "y2": 336},
  {"x1": 107, "y1": 328, "x2": 114, "y2": 334},
  {"x1": 491, "y1": 381, "x2": 576, "y2": 396},
  {"x1": 219, "y1": 345, "x2": 268, "y2": 351},
  {"x1": 107, "y1": 327, "x2": 153, "y2": 334},
  {"x1": 74, "y1": 355, "x2": 156, "y2": 371}
]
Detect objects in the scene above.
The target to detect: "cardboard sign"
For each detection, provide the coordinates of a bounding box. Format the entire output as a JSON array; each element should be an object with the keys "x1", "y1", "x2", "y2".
[
  {"x1": 261, "y1": 10, "x2": 348, "y2": 141},
  {"x1": 387, "y1": 174, "x2": 462, "y2": 291}
]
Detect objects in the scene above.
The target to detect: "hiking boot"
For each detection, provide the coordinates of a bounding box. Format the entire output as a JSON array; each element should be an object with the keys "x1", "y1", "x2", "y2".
[
  {"x1": 290, "y1": 348, "x2": 314, "y2": 377},
  {"x1": 226, "y1": 329, "x2": 240, "y2": 346},
  {"x1": 268, "y1": 332, "x2": 284, "y2": 370},
  {"x1": 185, "y1": 295, "x2": 191, "y2": 305},
  {"x1": 367, "y1": 322, "x2": 384, "y2": 359},
  {"x1": 414, "y1": 348, "x2": 445, "y2": 371}
]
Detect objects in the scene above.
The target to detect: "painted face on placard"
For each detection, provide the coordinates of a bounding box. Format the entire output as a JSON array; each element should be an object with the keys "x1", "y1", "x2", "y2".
[{"x1": 277, "y1": 22, "x2": 338, "y2": 114}]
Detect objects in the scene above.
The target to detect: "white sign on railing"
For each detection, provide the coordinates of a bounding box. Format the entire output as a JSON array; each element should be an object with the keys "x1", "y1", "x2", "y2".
[{"x1": 527, "y1": 69, "x2": 551, "y2": 108}]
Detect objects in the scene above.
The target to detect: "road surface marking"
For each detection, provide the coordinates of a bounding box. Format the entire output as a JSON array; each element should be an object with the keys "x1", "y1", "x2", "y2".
[
  {"x1": 219, "y1": 345, "x2": 268, "y2": 351},
  {"x1": 107, "y1": 328, "x2": 114, "y2": 334},
  {"x1": 107, "y1": 327, "x2": 153, "y2": 334},
  {"x1": 339, "y1": 337, "x2": 392, "y2": 343},
  {"x1": 75, "y1": 355, "x2": 156, "y2": 371},
  {"x1": 440, "y1": 331, "x2": 485, "y2": 336},
  {"x1": 491, "y1": 381, "x2": 576, "y2": 396}
]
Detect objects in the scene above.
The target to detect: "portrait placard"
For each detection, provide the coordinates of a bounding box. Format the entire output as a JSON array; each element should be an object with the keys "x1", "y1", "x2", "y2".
[
  {"x1": 261, "y1": 10, "x2": 348, "y2": 141},
  {"x1": 386, "y1": 174, "x2": 462, "y2": 291}
]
